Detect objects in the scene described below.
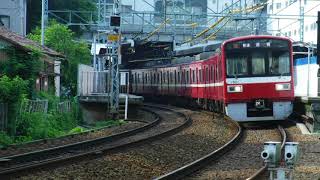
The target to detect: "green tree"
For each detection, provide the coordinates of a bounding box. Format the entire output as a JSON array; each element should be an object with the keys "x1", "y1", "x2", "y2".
[
  {"x1": 28, "y1": 22, "x2": 91, "y2": 96},
  {"x1": 27, "y1": 0, "x2": 96, "y2": 34},
  {"x1": 0, "y1": 76, "x2": 28, "y2": 135}
]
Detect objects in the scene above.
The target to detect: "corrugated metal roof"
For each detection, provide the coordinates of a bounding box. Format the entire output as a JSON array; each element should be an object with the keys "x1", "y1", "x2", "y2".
[{"x1": 0, "y1": 26, "x2": 64, "y2": 58}]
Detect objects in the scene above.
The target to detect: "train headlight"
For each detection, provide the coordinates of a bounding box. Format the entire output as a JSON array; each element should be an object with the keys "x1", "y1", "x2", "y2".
[
  {"x1": 275, "y1": 83, "x2": 291, "y2": 91},
  {"x1": 227, "y1": 85, "x2": 243, "y2": 93}
]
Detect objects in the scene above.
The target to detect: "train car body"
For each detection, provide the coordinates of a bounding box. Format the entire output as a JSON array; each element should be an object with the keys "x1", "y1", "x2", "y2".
[
  {"x1": 131, "y1": 35, "x2": 294, "y2": 122},
  {"x1": 294, "y1": 56, "x2": 319, "y2": 97}
]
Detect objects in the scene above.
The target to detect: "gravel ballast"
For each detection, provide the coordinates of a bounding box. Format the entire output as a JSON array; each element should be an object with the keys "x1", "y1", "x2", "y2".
[
  {"x1": 187, "y1": 126, "x2": 283, "y2": 180},
  {"x1": 17, "y1": 107, "x2": 238, "y2": 180}
]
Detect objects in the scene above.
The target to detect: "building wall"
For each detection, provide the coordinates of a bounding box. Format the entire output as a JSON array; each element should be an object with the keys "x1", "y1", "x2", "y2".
[
  {"x1": 267, "y1": 0, "x2": 318, "y2": 44},
  {"x1": 0, "y1": 0, "x2": 27, "y2": 36}
]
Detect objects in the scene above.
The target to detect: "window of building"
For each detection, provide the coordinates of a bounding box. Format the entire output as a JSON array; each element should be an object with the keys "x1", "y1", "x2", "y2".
[
  {"x1": 0, "y1": 15, "x2": 10, "y2": 28},
  {"x1": 288, "y1": 31, "x2": 291, "y2": 37},
  {"x1": 305, "y1": 25, "x2": 308, "y2": 32},
  {"x1": 285, "y1": 1, "x2": 289, "y2": 7},
  {"x1": 276, "y1": 3, "x2": 281, "y2": 9},
  {"x1": 294, "y1": 29, "x2": 297, "y2": 35},
  {"x1": 269, "y1": 4, "x2": 273, "y2": 11},
  {"x1": 212, "y1": 0, "x2": 216, "y2": 4}
]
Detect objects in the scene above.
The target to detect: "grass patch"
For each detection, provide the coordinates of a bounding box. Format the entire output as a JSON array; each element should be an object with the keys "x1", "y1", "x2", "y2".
[{"x1": 94, "y1": 119, "x2": 127, "y2": 128}]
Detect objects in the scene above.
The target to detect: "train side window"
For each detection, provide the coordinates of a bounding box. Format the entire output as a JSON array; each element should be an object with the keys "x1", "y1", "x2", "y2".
[
  {"x1": 202, "y1": 69, "x2": 204, "y2": 83},
  {"x1": 166, "y1": 71, "x2": 169, "y2": 83},
  {"x1": 174, "y1": 70, "x2": 177, "y2": 84},
  {"x1": 216, "y1": 65, "x2": 218, "y2": 81},
  {"x1": 206, "y1": 67, "x2": 209, "y2": 82},
  {"x1": 219, "y1": 62, "x2": 222, "y2": 80},
  {"x1": 187, "y1": 70, "x2": 189, "y2": 84},
  {"x1": 199, "y1": 69, "x2": 202, "y2": 83},
  {"x1": 210, "y1": 65, "x2": 213, "y2": 81},
  {"x1": 182, "y1": 70, "x2": 185, "y2": 84},
  {"x1": 192, "y1": 70, "x2": 195, "y2": 83}
]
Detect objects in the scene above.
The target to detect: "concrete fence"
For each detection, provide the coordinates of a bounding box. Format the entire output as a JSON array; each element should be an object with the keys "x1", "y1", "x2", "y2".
[{"x1": 78, "y1": 69, "x2": 130, "y2": 96}]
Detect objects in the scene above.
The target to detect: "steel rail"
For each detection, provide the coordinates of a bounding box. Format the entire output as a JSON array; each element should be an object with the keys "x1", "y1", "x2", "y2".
[
  {"x1": 246, "y1": 125, "x2": 287, "y2": 180},
  {"x1": 154, "y1": 116, "x2": 242, "y2": 180},
  {"x1": 0, "y1": 105, "x2": 191, "y2": 178},
  {"x1": 0, "y1": 108, "x2": 159, "y2": 173}
]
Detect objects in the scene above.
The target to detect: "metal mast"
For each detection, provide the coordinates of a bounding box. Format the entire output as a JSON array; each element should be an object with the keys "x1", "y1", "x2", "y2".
[
  {"x1": 41, "y1": 0, "x2": 48, "y2": 46},
  {"x1": 109, "y1": 0, "x2": 121, "y2": 117},
  {"x1": 299, "y1": 0, "x2": 304, "y2": 42}
]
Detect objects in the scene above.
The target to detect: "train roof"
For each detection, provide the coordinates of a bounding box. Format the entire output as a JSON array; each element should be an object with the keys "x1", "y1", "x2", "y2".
[{"x1": 222, "y1": 35, "x2": 292, "y2": 46}]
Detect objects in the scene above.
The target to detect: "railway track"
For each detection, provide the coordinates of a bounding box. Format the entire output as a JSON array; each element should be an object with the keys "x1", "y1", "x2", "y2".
[
  {"x1": 180, "y1": 122, "x2": 287, "y2": 180},
  {"x1": 154, "y1": 116, "x2": 242, "y2": 180},
  {"x1": 0, "y1": 104, "x2": 191, "y2": 178}
]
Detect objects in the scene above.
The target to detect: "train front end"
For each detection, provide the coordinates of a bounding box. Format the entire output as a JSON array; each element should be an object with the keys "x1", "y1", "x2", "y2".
[{"x1": 222, "y1": 36, "x2": 294, "y2": 121}]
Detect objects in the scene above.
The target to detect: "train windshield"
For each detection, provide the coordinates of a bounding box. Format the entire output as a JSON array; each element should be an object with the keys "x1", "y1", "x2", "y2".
[{"x1": 225, "y1": 39, "x2": 291, "y2": 78}]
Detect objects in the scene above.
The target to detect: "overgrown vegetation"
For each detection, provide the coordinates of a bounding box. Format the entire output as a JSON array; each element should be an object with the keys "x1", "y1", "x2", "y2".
[
  {"x1": 0, "y1": 76, "x2": 28, "y2": 135},
  {"x1": 28, "y1": 21, "x2": 91, "y2": 96},
  {"x1": 94, "y1": 119, "x2": 127, "y2": 128}
]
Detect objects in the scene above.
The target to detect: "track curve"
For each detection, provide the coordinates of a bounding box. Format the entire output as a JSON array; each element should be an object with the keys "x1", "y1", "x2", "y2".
[{"x1": 154, "y1": 116, "x2": 242, "y2": 180}]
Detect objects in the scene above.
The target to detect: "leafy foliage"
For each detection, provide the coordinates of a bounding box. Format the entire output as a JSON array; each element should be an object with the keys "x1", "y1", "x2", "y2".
[
  {"x1": 0, "y1": 76, "x2": 28, "y2": 135},
  {"x1": 68, "y1": 126, "x2": 86, "y2": 134},
  {"x1": 28, "y1": 22, "x2": 91, "y2": 96},
  {"x1": 26, "y1": 0, "x2": 96, "y2": 34},
  {"x1": 0, "y1": 76, "x2": 28, "y2": 104},
  {"x1": 0, "y1": 131, "x2": 13, "y2": 148}
]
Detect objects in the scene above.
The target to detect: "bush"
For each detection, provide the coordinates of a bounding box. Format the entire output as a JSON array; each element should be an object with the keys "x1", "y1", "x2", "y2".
[
  {"x1": 68, "y1": 126, "x2": 86, "y2": 134},
  {"x1": 0, "y1": 131, "x2": 13, "y2": 148}
]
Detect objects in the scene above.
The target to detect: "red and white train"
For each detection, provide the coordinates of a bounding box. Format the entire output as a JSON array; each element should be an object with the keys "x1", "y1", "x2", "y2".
[{"x1": 131, "y1": 35, "x2": 294, "y2": 121}]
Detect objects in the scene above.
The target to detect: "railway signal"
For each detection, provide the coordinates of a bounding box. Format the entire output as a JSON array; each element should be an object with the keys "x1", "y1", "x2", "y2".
[{"x1": 261, "y1": 142, "x2": 299, "y2": 180}]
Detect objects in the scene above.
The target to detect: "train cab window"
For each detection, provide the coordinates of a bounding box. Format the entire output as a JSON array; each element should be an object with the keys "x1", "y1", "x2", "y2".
[
  {"x1": 252, "y1": 53, "x2": 266, "y2": 75},
  {"x1": 268, "y1": 51, "x2": 290, "y2": 75},
  {"x1": 226, "y1": 56, "x2": 248, "y2": 77}
]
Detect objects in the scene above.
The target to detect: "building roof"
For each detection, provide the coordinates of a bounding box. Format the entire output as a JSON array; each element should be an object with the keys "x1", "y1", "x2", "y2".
[{"x1": 0, "y1": 26, "x2": 64, "y2": 59}]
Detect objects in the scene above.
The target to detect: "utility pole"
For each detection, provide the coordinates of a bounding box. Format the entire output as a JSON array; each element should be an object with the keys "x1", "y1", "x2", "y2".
[
  {"x1": 109, "y1": 0, "x2": 121, "y2": 118},
  {"x1": 299, "y1": 0, "x2": 304, "y2": 42},
  {"x1": 317, "y1": 11, "x2": 320, "y2": 96},
  {"x1": 41, "y1": 0, "x2": 48, "y2": 46},
  {"x1": 317, "y1": 11, "x2": 320, "y2": 64}
]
